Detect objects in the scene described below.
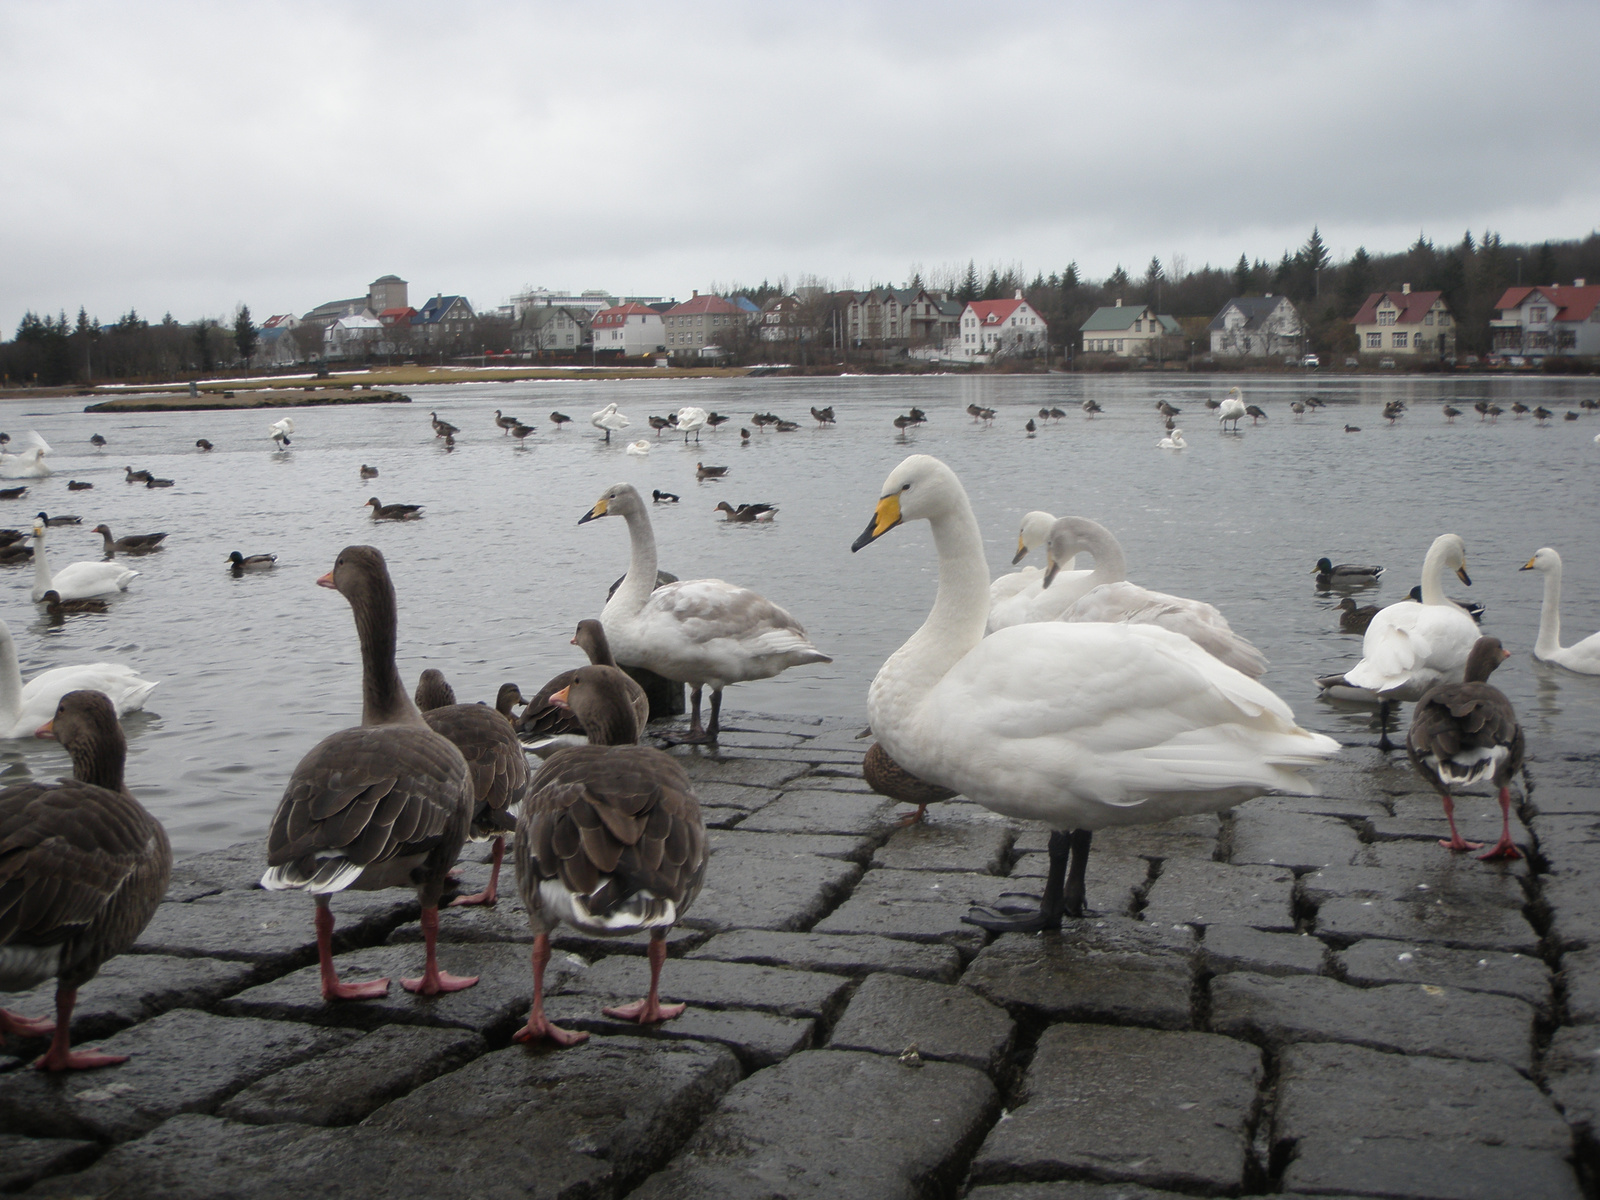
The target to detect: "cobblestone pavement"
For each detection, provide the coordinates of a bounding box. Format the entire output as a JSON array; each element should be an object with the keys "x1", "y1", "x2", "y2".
[{"x1": 1, "y1": 714, "x2": 1595, "y2": 1199}]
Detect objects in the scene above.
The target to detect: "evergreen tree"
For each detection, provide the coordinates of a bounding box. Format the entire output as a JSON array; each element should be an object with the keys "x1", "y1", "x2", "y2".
[
  {"x1": 1533, "y1": 241, "x2": 1558, "y2": 285},
  {"x1": 1105, "y1": 265, "x2": 1131, "y2": 297},
  {"x1": 234, "y1": 305, "x2": 258, "y2": 364},
  {"x1": 1233, "y1": 254, "x2": 1253, "y2": 296},
  {"x1": 1340, "y1": 247, "x2": 1373, "y2": 311},
  {"x1": 194, "y1": 319, "x2": 214, "y2": 372},
  {"x1": 982, "y1": 269, "x2": 1002, "y2": 300},
  {"x1": 1062, "y1": 262, "x2": 1080, "y2": 289},
  {"x1": 957, "y1": 260, "x2": 980, "y2": 303},
  {"x1": 1302, "y1": 227, "x2": 1330, "y2": 296}
]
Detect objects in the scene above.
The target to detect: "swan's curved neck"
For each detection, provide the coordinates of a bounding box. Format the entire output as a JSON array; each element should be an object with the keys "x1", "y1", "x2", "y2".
[
  {"x1": 1418, "y1": 540, "x2": 1453, "y2": 605},
  {"x1": 1083, "y1": 529, "x2": 1129, "y2": 586},
  {"x1": 0, "y1": 624, "x2": 23, "y2": 725},
  {"x1": 352, "y1": 579, "x2": 419, "y2": 726},
  {"x1": 607, "y1": 507, "x2": 659, "y2": 616},
  {"x1": 1535, "y1": 562, "x2": 1564, "y2": 655},
  {"x1": 31, "y1": 534, "x2": 50, "y2": 594}
]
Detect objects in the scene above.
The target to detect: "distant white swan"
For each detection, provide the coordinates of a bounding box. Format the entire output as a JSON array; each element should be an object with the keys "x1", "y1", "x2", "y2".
[
  {"x1": 1522, "y1": 547, "x2": 1600, "y2": 674},
  {"x1": 1157, "y1": 429, "x2": 1186, "y2": 450},
  {"x1": 30, "y1": 521, "x2": 138, "y2": 602},
  {"x1": 0, "y1": 617, "x2": 158, "y2": 738},
  {"x1": 269, "y1": 417, "x2": 294, "y2": 447},
  {"x1": 591, "y1": 403, "x2": 630, "y2": 442},
  {"x1": 1218, "y1": 388, "x2": 1247, "y2": 431},
  {"x1": 675, "y1": 406, "x2": 709, "y2": 442},
  {"x1": 0, "y1": 431, "x2": 52, "y2": 479},
  {"x1": 625, "y1": 440, "x2": 651, "y2": 456}
]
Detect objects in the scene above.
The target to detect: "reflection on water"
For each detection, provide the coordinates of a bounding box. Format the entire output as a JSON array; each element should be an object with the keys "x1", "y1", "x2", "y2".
[{"x1": 2, "y1": 371, "x2": 1596, "y2": 854}]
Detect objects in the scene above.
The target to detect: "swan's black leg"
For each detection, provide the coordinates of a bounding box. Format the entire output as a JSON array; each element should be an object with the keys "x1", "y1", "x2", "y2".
[
  {"x1": 965, "y1": 829, "x2": 1079, "y2": 933},
  {"x1": 1377, "y1": 699, "x2": 1396, "y2": 751},
  {"x1": 1063, "y1": 829, "x2": 1092, "y2": 917},
  {"x1": 668, "y1": 686, "x2": 719, "y2": 745}
]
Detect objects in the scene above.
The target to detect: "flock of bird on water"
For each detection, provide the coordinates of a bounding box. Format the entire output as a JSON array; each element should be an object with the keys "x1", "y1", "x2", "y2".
[{"x1": 1, "y1": 384, "x2": 1598, "y2": 1071}]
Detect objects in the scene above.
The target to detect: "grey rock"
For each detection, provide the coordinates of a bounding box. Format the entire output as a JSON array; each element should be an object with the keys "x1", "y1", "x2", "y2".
[
  {"x1": 1210, "y1": 971, "x2": 1535, "y2": 1071},
  {"x1": 165, "y1": 840, "x2": 273, "y2": 899},
  {"x1": 687, "y1": 930, "x2": 963, "y2": 982},
  {"x1": 677, "y1": 756, "x2": 812, "y2": 789},
  {"x1": 1561, "y1": 947, "x2": 1600, "y2": 1023},
  {"x1": 1541, "y1": 874, "x2": 1600, "y2": 951},
  {"x1": 871, "y1": 818, "x2": 1015, "y2": 875},
  {"x1": 1201, "y1": 925, "x2": 1328, "y2": 977},
  {"x1": 1530, "y1": 784, "x2": 1600, "y2": 816},
  {"x1": 217, "y1": 1025, "x2": 485, "y2": 1126},
  {"x1": 963, "y1": 922, "x2": 1195, "y2": 1029},
  {"x1": 737, "y1": 788, "x2": 901, "y2": 834},
  {"x1": 1140, "y1": 859, "x2": 1295, "y2": 931},
  {"x1": 692, "y1": 780, "x2": 779, "y2": 810},
  {"x1": 136, "y1": 888, "x2": 415, "y2": 966},
  {"x1": 0, "y1": 1008, "x2": 357, "y2": 1141},
  {"x1": 1314, "y1": 894, "x2": 1539, "y2": 954},
  {"x1": 2, "y1": 953, "x2": 257, "y2": 1045},
  {"x1": 969, "y1": 1024, "x2": 1262, "y2": 1194},
  {"x1": 1275, "y1": 1041, "x2": 1580, "y2": 1200},
  {"x1": 709, "y1": 827, "x2": 883, "y2": 862},
  {"x1": 1229, "y1": 808, "x2": 1363, "y2": 870},
  {"x1": 0, "y1": 1134, "x2": 97, "y2": 1192},
  {"x1": 629, "y1": 1049, "x2": 997, "y2": 1200},
  {"x1": 1356, "y1": 835, "x2": 1534, "y2": 875},
  {"x1": 680, "y1": 848, "x2": 862, "y2": 932},
  {"x1": 1545, "y1": 1024, "x2": 1600, "y2": 1138},
  {"x1": 541, "y1": 995, "x2": 814, "y2": 1069},
  {"x1": 1015, "y1": 814, "x2": 1221, "y2": 862},
  {"x1": 1369, "y1": 790, "x2": 1531, "y2": 847},
  {"x1": 708, "y1": 729, "x2": 808, "y2": 749},
  {"x1": 827, "y1": 971, "x2": 1014, "y2": 1076},
  {"x1": 1336, "y1": 938, "x2": 1550, "y2": 1008},
  {"x1": 555, "y1": 955, "x2": 850, "y2": 1021},
  {"x1": 217, "y1": 941, "x2": 576, "y2": 1038},
  {"x1": 811, "y1": 868, "x2": 1014, "y2": 957}
]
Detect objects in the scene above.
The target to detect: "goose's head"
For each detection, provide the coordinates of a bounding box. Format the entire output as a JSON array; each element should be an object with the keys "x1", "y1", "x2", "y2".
[
  {"x1": 1013, "y1": 511, "x2": 1057, "y2": 564},
  {"x1": 1463, "y1": 636, "x2": 1510, "y2": 683},
  {"x1": 1521, "y1": 546, "x2": 1560, "y2": 574},
  {"x1": 1428, "y1": 533, "x2": 1472, "y2": 586},
  {"x1": 851, "y1": 455, "x2": 963, "y2": 551},
  {"x1": 414, "y1": 668, "x2": 456, "y2": 712},
  {"x1": 580, "y1": 482, "x2": 644, "y2": 524},
  {"x1": 572, "y1": 618, "x2": 611, "y2": 662},
  {"x1": 1043, "y1": 516, "x2": 1115, "y2": 586},
  {"x1": 551, "y1": 664, "x2": 641, "y2": 745},
  {"x1": 317, "y1": 544, "x2": 388, "y2": 599}
]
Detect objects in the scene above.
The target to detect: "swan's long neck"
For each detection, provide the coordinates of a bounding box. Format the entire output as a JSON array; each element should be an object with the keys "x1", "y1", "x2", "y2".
[
  {"x1": 1084, "y1": 528, "x2": 1129, "y2": 586},
  {"x1": 31, "y1": 534, "x2": 50, "y2": 594},
  {"x1": 1418, "y1": 539, "x2": 1451, "y2": 605},
  {"x1": 871, "y1": 491, "x2": 990, "y2": 730},
  {"x1": 607, "y1": 507, "x2": 659, "y2": 618},
  {"x1": 1536, "y1": 561, "x2": 1564, "y2": 656},
  {"x1": 352, "y1": 577, "x2": 419, "y2": 727},
  {"x1": 0, "y1": 623, "x2": 23, "y2": 725}
]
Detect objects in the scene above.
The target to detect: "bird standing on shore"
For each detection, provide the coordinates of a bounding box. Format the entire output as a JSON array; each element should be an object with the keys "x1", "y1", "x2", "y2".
[
  {"x1": 1218, "y1": 389, "x2": 1246, "y2": 431},
  {"x1": 269, "y1": 418, "x2": 294, "y2": 447},
  {"x1": 591, "y1": 403, "x2": 630, "y2": 442}
]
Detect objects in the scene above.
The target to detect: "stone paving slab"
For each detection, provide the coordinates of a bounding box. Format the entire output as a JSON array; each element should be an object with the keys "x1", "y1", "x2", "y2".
[
  {"x1": 1544, "y1": 1024, "x2": 1600, "y2": 1143},
  {"x1": 736, "y1": 788, "x2": 901, "y2": 834},
  {"x1": 968, "y1": 1023, "x2": 1263, "y2": 1194},
  {"x1": 1010, "y1": 850, "x2": 1151, "y2": 919},
  {"x1": 216, "y1": 1025, "x2": 486, "y2": 1126},
  {"x1": 1370, "y1": 790, "x2": 1532, "y2": 848},
  {"x1": 554, "y1": 955, "x2": 852, "y2": 1022},
  {"x1": 963, "y1": 922, "x2": 1196, "y2": 1029},
  {"x1": 1335, "y1": 938, "x2": 1551, "y2": 1008},
  {"x1": 709, "y1": 827, "x2": 883, "y2": 862},
  {"x1": 1140, "y1": 859, "x2": 1296, "y2": 931},
  {"x1": 826, "y1": 971, "x2": 1015, "y2": 1076},
  {"x1": 679, "y1": 848, "x2": 862, "y2": 932},
  {"x1": 1560, "y1": 947, "x2": 1600, "y2": 1023},
  {"x1": 2, "y1": 952, "x2": 257, "y2": 1047},
  {"x1": 1541, "y1": 874, "x2": 1600, "y2": 950},
  {"x1": 686, "y1": 929, "x2": 963, "y2": 982},
  {"x1": 1201, "y1": 925, "x2": 1329, "y2": 978},
  {"x1": 1314, "y1": 893, "x2": 1539, "y2": 954},
  {"x1": 966, "y1": 1186, "x2": 1193, "y2": 1200},
  {"x1": 0, "y1": 1134, "x2": 97, "y2": 1192},
  {"x1": 870, "y1": 817, "x2": 1015, "y2": 875},
  {"x1": 540, "y1": 995, "x2": 815, "y2": 1069},
  {"x1": 1274, "y1": 1041, "x2": 1581, "y2": 1200},
  {"x1": 1529, "y1": 784, "x2": 1600, "y2": 817},
  {"x1": 135, "y1": 888, "x2": 416, "y2": 967},
  {"x1": 810, "y1": 868, "x2": 1014, "y2": 957},
  {"x1": 217, "y1": 941, "x2": 574, "y2": 1038},
  {"x1": 628, "y1": 1049, "x2": 997, "y2": 1200},
  {"x1": 1229, "y1": 808, "x2": 1365, "y2": 870},
  {"x1": 1210, "y1": 971, "x2": 1536, "y2": 1071},
  {"x1": 674, "y1": 755, "x2": 812, "y2": 789},
  {"x1": 0, "y1": 1008, "x2": 357, "y2": 1142},
  {"x1": 164, "y1": 839, "x2": 272, "y2": 898},
  {"x1": 1015, "y1": 814, "x2": 1221, "y2": 862}
]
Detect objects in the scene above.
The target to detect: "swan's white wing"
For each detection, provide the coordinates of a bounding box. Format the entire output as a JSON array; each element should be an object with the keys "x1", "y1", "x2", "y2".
[
  {"x1": 15, "y1": 663, "x2": 158, "y2": 734},
  {"x1": 12, "y1": 430, "x2": 50, "y2": 455},
  {"x1": 989, "y1": 565, "x2": 1044, "y2": 606},
  {"x1": 986, "y1": 569, "x2": 1097, "y2": 631},
  {"x1": 1548, "y1": 631, "x2": 1600, "y2": 675},
  {"x1": 1345, "y1": 601, "x2": 1479, "y2": 694},
  {"x1": 1064, "y1": 582, "x2": 1268, "y2": 678},
  {"x1": 43, "y1": 561, "x2": 138, "y2": 601}
]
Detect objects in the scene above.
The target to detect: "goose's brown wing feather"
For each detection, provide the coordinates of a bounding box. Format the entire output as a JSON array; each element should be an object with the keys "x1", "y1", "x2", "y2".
[
  {"x1": 517, "y1": 669, "x2": 585, "y2": 740},
  {"x1": 1407, "y1": 682, "x2": 1525, "y2": 783},
  {"x1": 516, "y1": 745, "x2": 705, "y2": 923},
  {"x1": 0, "y1": 780, "x2": 171, "y2": 985},
  {"x1": 266, "y1": 725, "x2": 470, "y2": 879},
  {"x1": 423, "y1": 703, "x2": 532, "y2": 837}
]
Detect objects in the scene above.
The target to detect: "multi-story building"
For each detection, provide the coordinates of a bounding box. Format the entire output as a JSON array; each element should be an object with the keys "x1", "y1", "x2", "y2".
[
  {"x1": 1207, "y1": 295, "x2": 1303, "y2": 358},
  {"x1": 592, "y1": 302, "x2": 667, "y2": 355},
  {"x1": 1078, "y1": 301, "x2": 1180, "y2": 357},
  {"x1": 514, "y1": 305, "x2": 591, "y2": 353},
  {"x1": 1490, "y1": 281, "x2": 1600, "y2": 357},
  {"x1": 953, "y1": 291, "x2": 1049, "y2": 360},
  {"x1": 1351, "y1": 285, "x2": 1455, "y2": 358},
  {"x1": 662, "y1": 292, "x2": 746, "y2": 355},
  {"x1": 843, "y1": 287, "x2": 956, "y2": 347},
  {"x1": 411, "y1": 294, "x2": 477, "y2": 345},
  {"x1": 368, "y1": 275, "x2": 408, "y2": 313}
]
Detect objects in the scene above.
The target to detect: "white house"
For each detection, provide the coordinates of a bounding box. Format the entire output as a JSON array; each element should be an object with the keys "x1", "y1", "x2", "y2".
[
  {"x1": 325, "y1": 313, "x2": 383, "y2": 359},
  {"x1": 1491, "y1": 281, "x2": 1600, "y2": 357},
  {"x1": 591, "y1": 302, "x2": 666, "y2": 355},
  {"x1": 950, "y1": 291, "x2": 1048, "y2": 360},
  {"x1": 1207, "y1": 295, "x2": 1303, "y2": 358}
]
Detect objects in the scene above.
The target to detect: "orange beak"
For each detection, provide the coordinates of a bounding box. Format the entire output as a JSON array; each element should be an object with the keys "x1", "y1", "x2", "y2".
[
  {"x1": 316, "y1": 570, "x2": 335, "y2": 589},
  {"x1": 550, "y1": 686, "x2": 570, "y2": 709},
  {"x1": 35, "y1": 719, "x2": 55, "y2": 740}
]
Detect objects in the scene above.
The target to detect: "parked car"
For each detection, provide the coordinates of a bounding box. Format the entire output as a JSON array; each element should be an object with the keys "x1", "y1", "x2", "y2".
[
  {"x1": 1463, "y1": 354, "x2": 1480, "y2": 366},
  {"x1": 1344, "y1": 356, "x2": 1360, "y2": 367},
  {"x1": 1484, "y1": 354, "x2": 1503, "y2": 367},
  {"x1": 1379, "y1": 357, "x2": 1396, "y2": 369},
  {"x1": 1508, "y1": 355, "x2": 1527, "y2": 368},
  {"x1": 1301, "y1": 354, "x2": 1320, "y2": 369}
]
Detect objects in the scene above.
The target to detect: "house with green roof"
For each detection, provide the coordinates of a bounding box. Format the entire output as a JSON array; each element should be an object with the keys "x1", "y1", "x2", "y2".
[{"x1": 1079, "y1": 301, "x2": 1180, "y2": 357}]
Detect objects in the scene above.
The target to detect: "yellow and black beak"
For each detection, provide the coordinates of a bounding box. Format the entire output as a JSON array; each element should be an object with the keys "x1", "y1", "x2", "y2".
[
  {"x1": 1012, "y1": 537, "x2": 1030, "y2": 565},
  {"x1": 1043, "y1": 555, "x2": 1061, "y2": 588},
  {"x1": 578, "y1": 497, "x2": 608, "y2": 525},
  {"x1": 1520, "y1": 556, "x2": 1538, "y2": 571},
  {"x1": 1456, "y1": 565, "x2": 1472, "y2": 587},
  {"x1": 851, "y1": 493, "x2": 902, "y2": 552}
]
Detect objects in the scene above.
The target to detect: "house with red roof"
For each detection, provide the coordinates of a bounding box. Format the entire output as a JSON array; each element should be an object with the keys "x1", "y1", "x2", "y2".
[
  {"x1": 591, "y1": 302, "x2": 665, "y2": 355},
  {"x1": 1350, "y1": 285, "x2": 1455, "y2": 358},
  {"x1": 663, "y1": 292, "x2": 746, "y2": 356},
  {"x1": 953, "y1": 291, "x2": 1048, "y2": 360},
  {"x1": 1490, "y1": 281, "x2": 1600, "y2": 357}
]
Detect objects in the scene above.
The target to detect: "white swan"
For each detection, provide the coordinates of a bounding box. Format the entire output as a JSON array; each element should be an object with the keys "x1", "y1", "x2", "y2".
[
  {"x1": 269, "y1": 417, "x2": 294, "y2": 447},
  {"x1": 851, "y1": 454, "x2": 1338, "y2": 930},
  {"x1": 988, "y1": 514, "x2": 1116, "y2": 632},
  {"x1": 987, "y1": 511, "x2": 1094, "y2": 632},
  {"x1": 675, "y1": 406, "x2": 709, "y2": 442},
  {"x1": 1218, "y1": 388, "x2": 1246, "y2": 431},
  {"x1": 1157, "y1": 429, "x2": 1186, "y2": 450},
  {"x1": 625, "y1": 440, "x2": 651, "y2": 456},
  {"x1": 1317, "y1": 533, "x2": 1481, "y2": 747},
  {"x1": 1522, "y1": 547, "x2": 1600, "y2": 674},
  {"x1": 30, "y1": 521, "x2": 138, "y2": 602},
  {"x1": 580, "y1": 483, "x2": 831, "y2": 743},
  {"x1": 591, "y1": 403, "x2": 630, "y2": 442},
  {"x1": 0, "y1": 618, "x2": 158, "y2": 738},
  {"x1": 0, "y1": 433, "x2": 52, "y2": 479},
  {"x1": 1047, "y1": 517, "x2": 1268, "y2": 678}
]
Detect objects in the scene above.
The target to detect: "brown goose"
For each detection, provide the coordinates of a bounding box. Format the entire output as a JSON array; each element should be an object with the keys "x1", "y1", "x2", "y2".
[
  {"x1": 0, "y1": 690, "x2": 171, "y2": 1070},
  {"x1": 864, "y1": 740, "x2": 957, "y2": 827},
  {"x1": 714, "y1": 501, "x2": 777, "y2": 523},
  {"x1": 365, "y1": 497, "x2": 423, "y2": 521},
  {"x1": 92, "y1": 525, "x2": 167, "y2": 557},
  {"x1": 512, "y1": 665, "x2": 706, "y2": 1045},
  {"x1": 260, "y1": 546, "x2": 477, "y2": 1000},
  {"x1": 518, "y1": 619, "x2": 650, "y2": 753},
  {"x1": 696, "y1": 462, "x2": 728, "y2": 480},
  {"x1": 413, "y1": 668, "x2": 532, "y2": 908},
  {"x1": 1406, "y1": 636, "x2": 1524, "y2": 861}
]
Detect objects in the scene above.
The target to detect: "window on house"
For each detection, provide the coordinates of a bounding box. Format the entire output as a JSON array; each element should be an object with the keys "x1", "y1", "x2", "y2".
[
  {"x1": 1116, "y1": 339, "x2": 1124, "y2": 352},
  {"x1": 1367, "y1": 332, "x2": 1382, "y2": 348},
  {"x1": 1393, "y1": 332, "x2": 1408, "y2": 348},
  {"x1": 1425, "y1": 313, "x2": 1434, "y2": 325},
  {"x1": 1134, "y1": 319, "x2": 1142, "y2": 332},
  {"x1": 1440, "y1": 313, "x2": 1450, "y2": 326},
  {"x1": 1530, "y1": 307, "x2": 1548, "y2": 323},
  {"x1": 1378, "y1": 310, "x2": 1395, "y2": 326}
]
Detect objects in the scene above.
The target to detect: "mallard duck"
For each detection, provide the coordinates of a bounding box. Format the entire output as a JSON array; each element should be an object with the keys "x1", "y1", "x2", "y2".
[
  {"x1": 864, "y1": 740, "x2": 957, "y2": 826},
  {"x1": 66, "y1": 481, "x2": 92, "y2": 491},
  {"x1": 195, "y1": 439, "x2": 213, "y2": 451},
  {"x1": 227, "y1": 551, "x2": 277, "y2": 572},
  {"x1": 1336, "y1": 597, "x2": 1380, "y2": 634},
  {"x1": 41, "y1": 591, "x2": 108, "y2": 617},
  {"x1": 1313, "y1": 557, "x2": 1384, "y2": 586},
  {"x1": 360, "y1": 464, "x2": 378, "y2": 479}
]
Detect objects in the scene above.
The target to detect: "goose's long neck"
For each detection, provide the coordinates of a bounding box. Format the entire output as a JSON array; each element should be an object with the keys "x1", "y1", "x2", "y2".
[
  {"x1": 609, "y1": 507, "x2": 659, "y2": 617},
  {"x1": 1536, "y1": 562, "x2": 1564, "y2": 655},
  {"x1": 1084, "y1": 528, "x2": 1129, "y2": 586},
  {"x1": 70, "y1": 728, "x2": 126, "y2": 793},
  {"x1": 1418, "y1": 540, "x2": 1450, "y2": 605},
  {"x1": 0, "y1": 624, "x2": 23, "y2": 725},
  {"x1": 353, "y1": 580, "x2": 419, "y2": 726}
]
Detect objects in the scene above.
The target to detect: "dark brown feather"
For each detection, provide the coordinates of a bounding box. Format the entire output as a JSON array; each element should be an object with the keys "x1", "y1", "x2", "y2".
[{"x1": 1406, "y1": 637, "x2": 1524, "y2": 792}]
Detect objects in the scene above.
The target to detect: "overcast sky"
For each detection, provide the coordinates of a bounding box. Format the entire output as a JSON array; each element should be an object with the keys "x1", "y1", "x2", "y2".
[{"x1": 3, "y1": 1, "x2": 1597, "y2": 331}]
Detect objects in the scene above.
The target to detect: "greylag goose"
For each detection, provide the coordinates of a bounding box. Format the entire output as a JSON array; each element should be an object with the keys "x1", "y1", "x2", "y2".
[
  {"x1": 1442, "y1": 406, "x2": 1461, "y2": 422},
  {"x1": 1245, "y1": 404, "x2": 1267, "y2": 424},
  {"x1": 695, "y1": 462, "x2": 728, "y2": 480},
  {"x1": 365, "y1": 497, "x2": 423, "y2": 520},
  {"x1": 93, "y1": 525, "x2": 167, "y2": 557},
  {"x1": 518, "y1": 619, "x2": 650, "y2": 753},
  {"x1": 494, "y1": 410, "x2": 522, "y2": 435},
  {"x1": 715, "y1": 501, "x2": 777, "y2": 523},
  {"x1": 851, "y1": 454, "x2": 1336, "y2": 932},
  {"x1": 228, "y1": 551, "x2": 277, "y2": 572},
  {"x1": 550, "y1": 411, "x2": 572, "y2": 428},
  {"x1": 124, "y1": 467, "x2": 151, "y2": 483},
  {"x1": 706, "y1": 412, "x2": 730, "y2": 429},
  {"x1": 512, "y1": 664, "x2": 707, "y2": 1044},
  {"x1": 89, "y1": 434, "x2": 107, "y2": 447},
  {"x1": 1337, "y1": 597, "x2": 1380, "y2": 634},
  {"x1": 31, "y1": 522, "x2": 137, "y2": 602},
  {"x1": 811, "y1": 406, "x2": 836, "y2": 426},
  {"x1": 1522, "y1": 547, "x2": 1600, "y2": 674},
  {"x1": 261, "y1": 546, "x2": 476, "y2": 1000},
  {"x1": 581, "y1": 483, "x2": 831, "y2": 743},
  {"x1": 510, "y1": 423, "x2": 535, "y2": 444},
  {"x1": 429, "y1": 412, "x2": 458, "y2": 438},
  {"x1": 864, "y1": 740, "x2": 957, "y2": 827},
  {"x1": 0, "y1": 690, "x2": 171, "y2": 1069},
  {"x1": 413, "y1": 668, "x2": 532, "y2": 908},
  {"x1": 1313, "y1": 557, "x2": 1383, "y2": 586},
  {"x1": 1406, "y1": 637, "x2": 1523, "y2": 860}
]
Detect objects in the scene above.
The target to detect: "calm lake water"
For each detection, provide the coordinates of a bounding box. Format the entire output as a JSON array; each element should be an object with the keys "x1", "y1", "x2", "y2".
[{"x1": 3, "y1": 371, "x2": 1597, "y2": 855}]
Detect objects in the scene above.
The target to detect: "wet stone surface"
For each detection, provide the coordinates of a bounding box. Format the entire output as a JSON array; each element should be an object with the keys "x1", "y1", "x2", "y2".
[{"x1": 9, "y1": 716, "x2": 1592, "y2": 1200}]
